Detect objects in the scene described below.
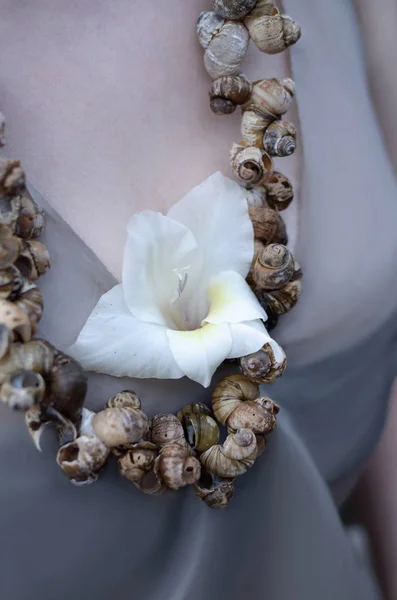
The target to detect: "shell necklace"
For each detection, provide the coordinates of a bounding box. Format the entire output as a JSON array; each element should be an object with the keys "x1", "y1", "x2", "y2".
[{"x1": 0, "y1": 0, "x2": 302, "y2": 508}]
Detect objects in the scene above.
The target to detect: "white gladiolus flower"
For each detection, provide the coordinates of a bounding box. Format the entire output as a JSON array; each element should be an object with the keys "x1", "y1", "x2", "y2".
[{"x1": 69, "y1": 172, "x2": 285, "y2": 387}]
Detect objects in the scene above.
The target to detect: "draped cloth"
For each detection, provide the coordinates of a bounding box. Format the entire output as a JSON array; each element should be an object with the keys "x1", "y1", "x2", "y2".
[{"x1": 1, "y1": 0, "x2": 397, "y2": 598}]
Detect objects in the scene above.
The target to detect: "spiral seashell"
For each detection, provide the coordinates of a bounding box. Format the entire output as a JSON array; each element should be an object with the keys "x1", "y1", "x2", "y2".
[
  {"x1": 0, "y1": 158, "x2": 25, "y2": 196},
  {"x1": 263, "y1": 120, "x2": 296, "y2": 157},
  {"x1": 0, "y1": 188, "x2": 45, "y2": 240},
  {"x1": 264, "y1": 171, "x2": 294, "y2": 211},
  {"x1": 230, "y1": 143, "x2": 273, "y2": 185},
  {"x1": 243, "y1": 77, "x2": 295, "y2": 119},
  {"x1": 209, "y1": 74, "x2": 252, "y2": 115},
  {"x1": 212, "y1": 373, "x2": 259, "y2": 425},
  {"x1": 244, "y1": 3, "x2": 301, "y2": 54},
  {"x1": 252, "y1": 243, "x2": 295, "y2": 290},
  {"x1": 17, "y1": 240, "x2": 50, "y2": 281},
  {"x1": 200, "y1": 428, "x2": 257, "y2": 478},
  {"x1": 241, "y1": 110, "x2": 273, "y2": 147},
  {"x1": 201, "y1": 16, "x2": 250, "y2": 79},
  {"x1": 92, "y1": 406, "x2": 148, "y2": 449},
  {"x1": 57, "y1": 434, "x2": 110, "y2": 486},
  {"x1": 248, "y1": 206, "x2": 287, "y2": 245},
  {"x1": 178, "y1": 407, "x2": 220, "y2": 453},
  {"x1": 15, "y1": 287, "x2": 44, "y2": 334},
  {"x1": 239, "y1": 342, "x2": 287, "y2": 384},
  {"x1": 197, "y1": 11, "x2": 225, "y2": 49},
  {"x1": 0, "y1": 298, "x2": 32, "y2": 342},
  {"x1": 155, "y1": 442, "x2": 201, "y2": 490},
  {"x1": 194, "y1": 469, "x2": 235, "y2": 508},
  {"x1": 0, "y1": 225, "x2": 21, "y2": 269},
  {"x1": 241, "y1": 185, "x2": 267, "y2": 208},
  {"x1": 0, "y1": 265, "x2": 24, "y2": 300},
  {"x1": 106, "y1": 390, "x2": 141, "y2": 410},
  {"x1": 257, "y1": 278, "x2": 302, "y2": 316},
  {"x1": 213, "y1": 0, "x2": 258, "y2": 20},
  {"x1": 0, "y1": 370, "x2": 45, "y2": 410},
  {"x1": 149, "y1": 413, "x2": 186, "y2": 447},
  {"x1": 0, "y1": 112, "x2": 5, "y2": 147}
]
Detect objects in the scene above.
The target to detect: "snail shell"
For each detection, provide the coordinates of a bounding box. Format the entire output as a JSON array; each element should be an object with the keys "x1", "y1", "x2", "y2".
[
  {"x1": 0, "y1": 158, "x2": 24, "y2": 195},
  {"x1": 194, "y1": 469, "x2": 235, "y2": 509},
  {"x1": 0, "y1": 299, "x2": 32, "y2": 342},
  {"x1": 0, "y1": 265, "x2": 24, "y2": 300},
  {"x1": 264, "y1": 171, "x2": 294, "y2": 211},
  {"x1": 241, "y1": 185, "x2": 267, "y2": 208},
  {"x1": 209, "y1": 74, "x2": 252, "y2": 115},
  {"x1": 155, "y1": 442, "x2": 201, "y2": 490},
  {"x1": 0, "y1": 370, "x2": 45, "y2": 410},
  {"x1": 241, "y1": 110, "x2": 274, "y2": 147},
  {"x1": 17, "y1": 240, "x2": 50, "y2": 281},
  {"x1": 248, "y1": 206, "x2": 287, "y2": 245},
  {"x1": 150, "y1": 413, "x2": 186, "y2": 447},
  {"x1": 213, "y1": 0, "x2": 258, "y2": 20},
  {"x1": 201, "y1": 16, "x2": 250, "y2": 79},
  {"x1": 197, "y1": 11, "x2": 225, "y2": 49},
  {"x1": 257, "y1": 278, "x2": 302, "y2": 316},
  {"x1": 212, "y1": 373, "x2": 259, "y2": 425},
  {"x1": 239, "y1": 342, "x2": 287, "y2": 384},
  {"x1": 92, "y1": 406, "x2": 149, "y2": 449},
  {"x1": 0, "y1": 225, "x2": 21, "y2": 269},
  {"x1": 226, "y1": 399, "x2": 279, "y2": 434},
  {"x1": 252, "y1": 243, "x2": 295, "y2": 290},
  {"x1": 230, "y1": 143, "x2": 273, "y2": 185},
  {"x1": 118, "y1": 441, "x2": 158, "y2": 482},
  {"x1": 106, "y1": 390, "x2": 141, "y2": 410},
  {"x1": 200, "y1": 428, "x2": 257, "y2": 478},
  {"x1": 246, "y1": 239, "x2": 266, "y2": 288},
  {"x1": 57, "y1": 434, "x2": 110, "y2": 486},
  {"x1": 244, "y1": 4, "x2": 301, "y2": 54},
  {"x1": 178, "y1": 406, "x2": 220, "y2": 453},
  {"x1": 15, "y1": 287, "x2": 44, "y2": 334},
  {"x1": 243, "y1": 77, "x2": 295, "y2": 119},
  {"x1": 0, "y1": 188, "x2": 45, "y2": 240},
  {"x1": 263, "y1": 120, "x2": 297, "y2": 157}
]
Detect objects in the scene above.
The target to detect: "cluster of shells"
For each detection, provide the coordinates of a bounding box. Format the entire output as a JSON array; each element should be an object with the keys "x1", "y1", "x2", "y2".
[{"x1": 197, "y1": 0, "x2": 303, "y2": 334}]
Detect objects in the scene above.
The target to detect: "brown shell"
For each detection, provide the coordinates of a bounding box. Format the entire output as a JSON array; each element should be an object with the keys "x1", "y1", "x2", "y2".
[
  {"x1": 0, "y1": 226, "x2": 21, "y2": 269},
  {"x1": 239, "y1": 343, "x2": 287, "y2": 384},
  {"x1": 17, "y1": 240, "x2": 50, "y2": 281},
  {"x1": 0, "y1": 299, "x2": 32, "y2": 342},
  {"x1": 15, "y1": 287, "x2": 44, "y2": 334},
  {"x1": 252, "y1": 243, "x2": 295, "y2": 290},
  {"x1": 213, "y1": 0, "x2": 258, "y2": 20},
  {"x1": 257, "y1": 278, "x2": 302, "y2": 316},
  {"x1": 0, "y1": 370, "x2": 46, "y2": 410},
  {"x1": 180, "y1": 412, "x2": 220, "y2": 453},
  {"x1": 243, "y1": 77, "x2": 295, "y2": 117},
  {"x1": 244, "y1": 6, "x2": 301, "y2": 54},
  {"x1": 106, "y1": 390, "x2": 141, "y2": 410},
  {"x1": 0, "y1": 265, "x2": 24, "y2": 300},
  {"x1": 194, "y1": 469, "x2": 235, "y2": 508},
  {"x1": 210, "y1": 74, "x2": 252, "y2": 115},
  {"x1": 230, "y1": 143, "x2": 273, "y2": 186},
  {"x1": 155, "y1": 442, "x2": 201, "y2": 490},
  {"x1": 263, "y1": 120, "x2": 297, "y2": 157},
  {"x1": 226, "y1": 399, "x2": 279, "y2": 434},
  {"x1": 149, "y1": 413, "x2": 186, "y2": 447},
  {"x1": 241, "y1": 110, "x2": 274, "y2": 147},
  {"x1": 248, "y1": 206, "x2": 287, "y2": 245},
  {"x1": 0, "y1": 158, "x2": 25, "y2": 195},
  {"x1": 118, "y1": 441, "x2": 158, "y2": 483},
  {"x1": 264, "y1": 171, "x2": 294, "y2": 211},
  {"x1": 0, "y1": 188, "x2": 45, "y2": 240},
  {"x1": 212, "y1": 373, "x2": 259, "y2": 425},
  {"x1": 56, "y1": 434, "x2": 110, "y2": 486},
  {"x1": 200, "y1": 429, "x2": 258, "y2": 478},
  {"x1": 92, "y1": 407, "x2": 149, "y2": 449}
]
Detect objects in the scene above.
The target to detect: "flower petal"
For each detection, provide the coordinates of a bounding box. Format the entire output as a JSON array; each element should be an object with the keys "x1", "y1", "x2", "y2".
[
  {"x1": 122, "y1": 211, "x2": 197, "y2": 326},
  {"x1": 203, "y1": 271, "x2": 267, "y2": 326},
  {"x1": 166, "y1": 323, "x2": 232, "y2": 388},
  {"x1": 68, "y1": 285, "x2": 184, "y2": 379},
  {"x1": 167, "y1": 172, "x2": 254, "y2": 280},
  {"x1": 228, "y1": 320, "x2": 286, "y2": 364}
]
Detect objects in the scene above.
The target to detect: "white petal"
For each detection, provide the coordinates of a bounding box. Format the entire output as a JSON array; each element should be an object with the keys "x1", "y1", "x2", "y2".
[
  {"x1": 166, "y1": 323, "x2": 232, "y2": 388},
  {"x1": 122, "y1": 211, "x2": 197, "y2": 326},
  {"x1": 203, "y1": 271, "x2": 267, "y2": 326},
  {"x1": 228, "y1": 320, "x2": 286, "y2": 364},
  {"x1": 68, "y1": 285, "x2": 184, "y2": 379},
  {"x1": 167, "y1": 172, "x2": 254, "y2": 280}
]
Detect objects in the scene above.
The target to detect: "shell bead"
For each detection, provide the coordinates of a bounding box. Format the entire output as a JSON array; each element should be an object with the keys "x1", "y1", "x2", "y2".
[
  {"x1": 212, "y1": 373, "x2": 260, "y2": 425},
  {"x1": 197, "y1": 11, "x2": 225, "y2": 49},
  {"x1": 92, "y1": 406, "x2": 148, "y2": 449},
  {"x1": 194, "y1": 469, "x2": 235, "y2": 508},
  {"x1": 56, "y1": 435, "x2": 110, "y2": 486},
  {"x1": 150, "y1": 413, "x2": 186, "y2": 447},
  {"x1": 248, "y1": 206, "x2": 287, "y2": 246},
  {"x1": 244, "y1": 4, "x2": 301, "y2": 54},
  {"x1": 213, "y1": 0, "x2": 258, "y2": 20},
  {"x1": 203, "y1": 20, "x2": 250, "y2": 79},
  {"x1": 230, "y1": 144, "x2": 273, "y2": 185},
  {"x1": 264, "y1": 171, "x2": 294, "y2": 210},
  {"x1": 200, "y1": 428, "x2": 258, "y2": 478},
  {"x1": 106, "y1": 390, "x2": 141, "y2": 410},
  {"x1": 243, "y1": 77, "x2": 295, "y2": 118},
  {"x1": 0, "y1": 370, "x2": 45, "y2": 410},
  {"x1": 210, "y1": 74, "x2": 252, "y2": 115},
  {"x1": 263, "y1": 120, "x2": 297, "y2": 157},
  {"x1": 155, "y1": 442, "x2": 201, "y2": 490},
  {"x1": 241, "y1": 110, "x2": 273, "y2": 147},
  {"x1": 239, "y1": 343, "x2": 287, "y2": 384},
  {"x1": 257, "y1": 278, "x2": 302, "y2": 316}
]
